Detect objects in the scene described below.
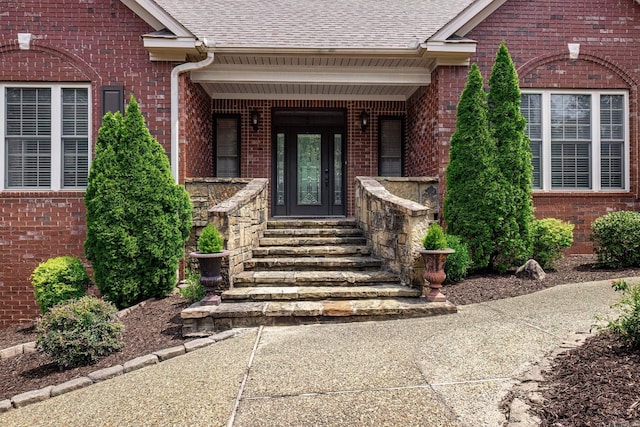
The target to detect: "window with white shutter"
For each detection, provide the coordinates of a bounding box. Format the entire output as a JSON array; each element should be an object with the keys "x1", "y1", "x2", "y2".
[
  {"x1": 2, "y1": 84, "x2": 90, "y2": 190},
  {"x1": 521, "y1": 90, "x2": 628, "y2": 192}
]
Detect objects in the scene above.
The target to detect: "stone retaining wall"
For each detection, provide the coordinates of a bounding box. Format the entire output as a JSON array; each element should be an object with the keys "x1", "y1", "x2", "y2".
[
  {"x1": 185, "y1": 178, "x2": 269, "y2": 288},
  {"x1": 355, "y1": 177, "x2": 438, "y2": 287}
]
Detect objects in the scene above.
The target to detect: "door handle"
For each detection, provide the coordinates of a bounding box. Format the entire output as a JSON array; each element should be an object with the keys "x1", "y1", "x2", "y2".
[{"x1": 324, "y1": 169, "x2": 329, "y2": 188}]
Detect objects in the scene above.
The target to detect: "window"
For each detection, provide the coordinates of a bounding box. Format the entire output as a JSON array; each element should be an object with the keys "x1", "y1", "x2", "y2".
[
  {"x1": 2, "y1": 84, "x2": 90, "y2": 190},
  {"x1": 521, "y1": 91, "x2": 627, "y2": 191},
  {"x1": 215, "y1": 115, "x2": 240, "y2": 177},
  {"x1": 379, "y1": 117, "x2": 404, "y2": 177}
]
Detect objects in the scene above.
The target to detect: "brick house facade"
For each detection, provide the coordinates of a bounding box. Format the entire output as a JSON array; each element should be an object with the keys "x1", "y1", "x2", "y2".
[{"x1": 2, "y1": 0, "x2": 640, "y2": 325}]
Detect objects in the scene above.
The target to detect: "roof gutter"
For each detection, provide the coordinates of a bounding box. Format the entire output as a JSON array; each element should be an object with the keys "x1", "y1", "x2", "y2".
[{"x1": 170, "y1": 50, "x2": 214, "y2": 183}]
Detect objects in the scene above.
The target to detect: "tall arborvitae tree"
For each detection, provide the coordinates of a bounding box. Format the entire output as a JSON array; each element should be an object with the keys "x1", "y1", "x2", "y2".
[
  {"x1": 488, "y1": 42, "x2": 534, "y2": 270},
  {"x1": 443, "y1": 64, "x2": 508, "y2": 270},
  {"x1": 85, "y1": 97, "x2": 193, "y2": 308}
]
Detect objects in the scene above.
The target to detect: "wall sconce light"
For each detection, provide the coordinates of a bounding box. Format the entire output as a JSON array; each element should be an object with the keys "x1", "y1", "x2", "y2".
[
  {"x1": 360, "y1": 110, "x2": 370, "y2": 132},
  {"x1": 250, "y1": 109, "x2": 260, "y2": 132}
]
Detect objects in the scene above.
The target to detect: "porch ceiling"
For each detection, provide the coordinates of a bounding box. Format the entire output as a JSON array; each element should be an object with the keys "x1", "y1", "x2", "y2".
[{"x1": 190, "y1": 54, "x2": 451, "y2": 101}]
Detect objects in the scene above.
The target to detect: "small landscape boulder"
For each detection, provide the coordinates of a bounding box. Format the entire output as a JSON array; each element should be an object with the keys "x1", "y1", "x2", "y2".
[{"x1": 515, "y1": 259, "x2": 546, "y2": 281}]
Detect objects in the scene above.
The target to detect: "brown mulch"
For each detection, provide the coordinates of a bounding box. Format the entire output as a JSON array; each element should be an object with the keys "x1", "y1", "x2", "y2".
[
  {"x1": 0, "y1": 294, "x2": 189, "y2": 401},
  {"x1": 534, "y1": 331, "x2": 640, "y2": 426},
  {"x1": 0, "y1": 254, "x2": 639, "y2": 423}
]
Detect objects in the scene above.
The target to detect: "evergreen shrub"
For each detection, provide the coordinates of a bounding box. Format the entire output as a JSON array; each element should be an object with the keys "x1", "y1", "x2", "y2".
[
  {"x1": 85, "y1": 97, "x2": 193, "y2": 308},
  {"x1": 30, "y1": 256, "x2": 89, "y2": 314},
  {"x1": 36, "y1": 296, "x2": 124, "y2": 368},
  {"x1": 422, "y1": 223, "x2": 448, "y2": 250},
  {"x1": 590, "y1": 211, "x2": 640, "y2": 268},
  {"x1": 531, "y1": 218, "x2": 574, "y2": 270},
  {"x1": 444, "y1": 235, "x2": 471, "y2": 284},
  {"x1": 197, "y1": 223, "x2": 224, "y2": 253},
  {"x1": 443, "y1": 63, "x2": 507, "y2": 270}
]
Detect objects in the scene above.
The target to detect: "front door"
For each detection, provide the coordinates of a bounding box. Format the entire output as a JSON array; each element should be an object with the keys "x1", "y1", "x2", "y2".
[{"x1": 272, "y1": 110, "x2": 346, "y2": 216}]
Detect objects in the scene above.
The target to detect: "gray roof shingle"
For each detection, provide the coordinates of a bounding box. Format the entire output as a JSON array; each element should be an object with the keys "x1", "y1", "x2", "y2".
[{"x1": 152, "y1": 0, "x2": 478, "y2": 49}]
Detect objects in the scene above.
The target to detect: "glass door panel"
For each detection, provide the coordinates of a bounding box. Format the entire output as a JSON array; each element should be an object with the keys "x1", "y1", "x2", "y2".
[{"x1": 297, "y1": 134, "x2": 322, "y2": 205}]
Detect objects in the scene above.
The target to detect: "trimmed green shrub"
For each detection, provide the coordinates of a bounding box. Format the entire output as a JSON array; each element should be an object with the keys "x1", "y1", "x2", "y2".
[
  {"x1": 487, "y1": 42, "x2": 534, "y2": 270},
  {"x1": 85, "y1": 96, "x2": 193, "y2": 308},
  {"x1": 30, "y1": 256, "x2": 89, "y2": 314},
  {"x1": 444, "y1": 235, "x2": 471, "y2": 284},
  {"x1": 422, "y1": 223, "x2": 448, "y2": 250},
  {"x1": 598, "y1": 279, "x2": 640, "y2": 348},
  {"x1": 531, "y1": 218, "x2": 574, "y2": 270},
  {"x1": 36, "y1": 296, "x2": 124, "y2": 368},
  {"x1": 197, "y1": 223, "x2": 224, "y2": 253},
  {"x1": 590, "y1": 211, "x2": 640, "y2": 268},
  {"x1": 179, "y1": 270, "x2": 205, "y2": 303},
  {"x1": 443, "y1": 63, "x2": 508, "y2": 270}
]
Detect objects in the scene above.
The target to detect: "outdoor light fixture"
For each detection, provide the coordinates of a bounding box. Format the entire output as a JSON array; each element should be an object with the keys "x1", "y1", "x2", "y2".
[
  {"x1": 360, "y1": 110, "x2": 370, "y2": 132},
  {"x1": 250, "y1": 109, "x2": 260, "y2": 131}
]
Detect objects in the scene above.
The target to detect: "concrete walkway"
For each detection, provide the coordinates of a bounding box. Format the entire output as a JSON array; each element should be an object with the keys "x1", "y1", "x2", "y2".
[{"x1": 0, "y1": 279, "x2": 625, "y2": 427}]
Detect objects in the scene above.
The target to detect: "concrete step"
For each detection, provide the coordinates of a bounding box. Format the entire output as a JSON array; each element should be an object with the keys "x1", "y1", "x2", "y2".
[
  {"x1": 259, "y1": 236, "x2": 367, "y2": 246},
  {"x1": 244, "y1": 256, "x2": 383, "y2": 271},
  {"x1": 221, "y1": 284, "x2": 421, "y2": 301},
  {"x1": 251, "y1": 245, "x2": 371, "y2": 258},
  {"x1": 263, "y1": 228, "x2": 363, "y2": 238},
  {"x1": 181, "y1": 298, "x2": 458, "y2": 335},
  {"x1": 234, "y1": 270, "x2": 400, "y2": 287},
  {"x1": 268, "y1": 218, "x2": 358, "y2": 229}
]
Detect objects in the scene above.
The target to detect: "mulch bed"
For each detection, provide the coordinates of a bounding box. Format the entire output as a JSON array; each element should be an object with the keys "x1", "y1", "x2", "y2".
[
  {"x1": 0, "y1": 254, "x2": 639, "y2": 423},
  {"x1": 0, "y1": 294, "x2": 189, "y2": 401},
  {"x1": 533, "y1": 331, "x2": 640, "y2": 426}
]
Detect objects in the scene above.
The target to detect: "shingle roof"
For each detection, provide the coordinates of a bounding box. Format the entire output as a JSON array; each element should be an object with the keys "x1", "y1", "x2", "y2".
[{"x1": 152, "y1": 0, "x2": 478, "y2": 49}]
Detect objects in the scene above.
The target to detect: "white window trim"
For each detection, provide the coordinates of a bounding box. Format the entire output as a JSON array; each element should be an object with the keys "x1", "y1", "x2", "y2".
[
  {"x1": 523, "y1": 89, "x2": 629, "y2": 192},
  {"x1": 0, "y1": 83, "x2": 92, "y2": 191}
]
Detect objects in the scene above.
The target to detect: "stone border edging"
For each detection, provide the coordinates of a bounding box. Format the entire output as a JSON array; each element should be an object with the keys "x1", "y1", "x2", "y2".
[
  {"x1": 0, "y1": 329, "x2": 236, "y2": 414},
  {"x1": 0, "y1": 298, "x2": 152, "y2": 361},
  {"x1": 501, "y1": 331, "x2": 593, "y2": 427}
]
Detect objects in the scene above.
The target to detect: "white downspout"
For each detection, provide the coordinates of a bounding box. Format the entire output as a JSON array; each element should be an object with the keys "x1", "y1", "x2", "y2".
[{"x1": 170, "y1": 51, "x2": 214, "y2": 183}]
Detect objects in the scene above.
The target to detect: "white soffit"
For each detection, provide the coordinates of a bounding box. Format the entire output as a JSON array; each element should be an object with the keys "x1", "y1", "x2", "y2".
[{"x1": 120, "y1": 0, "x2": 194, "y2": 37}]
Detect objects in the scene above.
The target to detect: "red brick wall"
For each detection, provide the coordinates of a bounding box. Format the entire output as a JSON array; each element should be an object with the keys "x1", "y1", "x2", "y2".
[
  {"x1": 0, "y1": 0, "x2": 172, "y2": 325},
  {"x1": 409, "y1": 0, "x2": 640, "y2": 253},
  {"x1": 209, "y1": 99, "x2": 406, "y2": 215},
  {"x1": 181, "y1": 75, "x2": 213, "y2": 179}
]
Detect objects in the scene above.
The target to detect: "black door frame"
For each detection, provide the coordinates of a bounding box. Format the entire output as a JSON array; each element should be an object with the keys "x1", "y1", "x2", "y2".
[{"x1": 271, "y1": 109, "x2": 347, "y2": 217}]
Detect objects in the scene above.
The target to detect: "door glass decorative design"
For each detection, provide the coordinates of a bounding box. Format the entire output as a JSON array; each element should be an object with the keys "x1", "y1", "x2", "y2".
[
  {"x1": 297, "y1": 134, "x2": 321, "y2": 205},
  {"x1": 334, "y1": 134, "x2": 342, "y2": 205},
  {"x1": 276, "y1": 133, "x2": 285, "y2": 205}
]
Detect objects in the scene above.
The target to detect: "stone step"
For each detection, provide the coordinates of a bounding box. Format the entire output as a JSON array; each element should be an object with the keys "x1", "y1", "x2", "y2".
[
  {"x1": 244, "y1": 256, "x2": 383, "y2": 271},
  {"x1": 268, "y1": 218, "x2": 358, "y2": 229},
  {"x1": 181, "y1": 298, "x2": 458, "y2": 335},
  {"x1": 221, "y1": 285, "x2": 420, "y2": 301},
  {"x1": 251, "y1": 245, "x2": 371, "y2": 258},
  {"x1": 233, "y1": 270, "x2": 400, "y2": 287},
  {"x1": 262, "y1": 228, "x2": 363, "y2": 238},
  {"x1": 259, "y1": 236, "x2": 367, "y2": 247}
]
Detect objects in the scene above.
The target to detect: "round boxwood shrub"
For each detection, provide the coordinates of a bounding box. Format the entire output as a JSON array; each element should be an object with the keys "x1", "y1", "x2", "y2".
[
  {"x1": 532, "y1": 218, "x2": 574, "y2": 270},
  {"x1": 30, "y1": 256, "x2": 90, "y2": 314},
  {"x1": 591, "y1": 211, "x2": 640, "y2": 268},
  {"x1": 444, "y1": 234, "x2": 471, "y2": 284},
  {"x1": 36, "y1": 296, "x2": 124, "y2": 369}
]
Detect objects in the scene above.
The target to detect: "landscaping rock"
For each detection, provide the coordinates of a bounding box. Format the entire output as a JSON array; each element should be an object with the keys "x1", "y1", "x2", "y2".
[
  {"x1": 154, "y1": 345, "x2": 186, "y2": 361},
  {"x1": 0, "y1": 399, "x2": 12, "y2": 413},
  {"x1": 11, "y1": 386, "x2": 53, "y2": 408},
  {"x1": 123, "y1": 354, "x2": 159, "y2": 373},
  {"x1": 209, "y1": 330, "x2": 235, "y2": 342},
  {"x1": 184, "y1": 337, "x2": 214, "y2": 352},
  {"x1": 88, "y1": 365, "x2": 124, "y2": 382},
  {"x1": 515, "y1": 259, "x2": 546, "y2": 281},
  {"x1": 0, "y1": 344, "x2": 23, "y2": 359},
  {"x1": 51, "y1": 377, "x2": 93, "y2": 397}
]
